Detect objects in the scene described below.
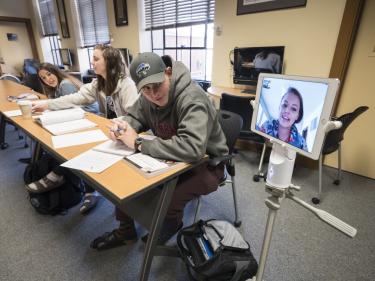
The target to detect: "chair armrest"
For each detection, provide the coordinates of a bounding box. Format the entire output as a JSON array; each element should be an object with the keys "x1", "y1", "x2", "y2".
[{"x1": 208, "y1": 155, "x2": 233, "y2": 167}]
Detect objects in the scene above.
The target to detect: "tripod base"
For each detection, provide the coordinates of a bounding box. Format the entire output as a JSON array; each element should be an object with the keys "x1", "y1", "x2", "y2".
[{"x1": 253, "y1": 173, "x2": 266, "y2": 182}]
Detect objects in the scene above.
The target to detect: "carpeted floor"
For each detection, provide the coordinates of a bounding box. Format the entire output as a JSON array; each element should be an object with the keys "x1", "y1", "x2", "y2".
[{"x1": 0, "y1": 127, "x2": 374, "y2": 281}]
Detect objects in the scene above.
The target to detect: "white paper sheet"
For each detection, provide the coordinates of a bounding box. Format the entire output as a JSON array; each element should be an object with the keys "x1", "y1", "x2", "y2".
[
  {"x1": 61, "y1": 149, "x2": 123, "y2": 173},
  {"x1": 3, "y1": 109, "x2": 22, "y2": 117},
  {"x1": 44, "y1": 118, "x2": 97, "y2": 135},
  {"x1": 51, "y1": 129, "x2": 108, "y2": 148},
  {"x1": 92, "y1": 139, "x2": 134, "y2": 156}
]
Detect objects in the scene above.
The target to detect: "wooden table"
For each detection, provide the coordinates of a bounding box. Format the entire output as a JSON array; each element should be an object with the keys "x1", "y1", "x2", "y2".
[
  {"x1": 207, "y1": 86, "x2": 256, "y2": 108},
  {"x1": 0, "y1": 80, "x2": 201, "y2": 281}
]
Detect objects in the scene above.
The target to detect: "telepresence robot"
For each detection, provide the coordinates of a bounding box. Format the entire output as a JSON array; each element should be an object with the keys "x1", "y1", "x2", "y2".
[{"x1": 248, "y1": 74, "x2": 357, "y2": 281}]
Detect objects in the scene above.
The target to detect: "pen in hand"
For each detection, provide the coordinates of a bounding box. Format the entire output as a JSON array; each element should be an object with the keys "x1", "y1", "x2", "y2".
[
  {"x1": 107, "y1": 125, "x2": 124, "y2": 138},
  {"x1": 111, "y1": 128, "x2": 123, "y2": 137}
]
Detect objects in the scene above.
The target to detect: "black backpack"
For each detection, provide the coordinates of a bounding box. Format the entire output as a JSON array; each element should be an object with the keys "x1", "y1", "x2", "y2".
[
  {"x1": 23, "y1": 154, "x2": 83, "y2": 215},
  {"x1": 177, "y1": 219, "x2": 258, "y2": 281}
]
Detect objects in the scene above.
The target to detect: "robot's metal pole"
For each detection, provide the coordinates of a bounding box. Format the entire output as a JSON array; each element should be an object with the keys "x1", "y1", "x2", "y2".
[{"x1": 255, "y1": 191, "x2": 283, "y2": 281}]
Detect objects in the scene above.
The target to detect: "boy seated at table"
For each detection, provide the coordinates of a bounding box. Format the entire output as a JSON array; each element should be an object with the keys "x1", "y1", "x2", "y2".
[{"x1": 91, "y1": 52, "x2": 229, "y2": 250}]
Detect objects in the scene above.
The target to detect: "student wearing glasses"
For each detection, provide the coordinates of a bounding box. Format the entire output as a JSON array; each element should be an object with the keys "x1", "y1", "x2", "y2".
[
  {"x1": 90, "y1": 52, "x2": 228, "y2": 250},
  {"x1": 30, "y1": 45, "x2": 138, "y2": 213}
]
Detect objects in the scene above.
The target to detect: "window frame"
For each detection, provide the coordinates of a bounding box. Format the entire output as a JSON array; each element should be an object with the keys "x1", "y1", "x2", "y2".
[
  {"x1": 150, "y1": 23, "x2": 213, "y2": 81},
  {"x1": 145, "y1": 0, "x2": 215, "y2": 81},
  {"x1": 73, "y1": 0, "x2": 111, "y2": 48}
]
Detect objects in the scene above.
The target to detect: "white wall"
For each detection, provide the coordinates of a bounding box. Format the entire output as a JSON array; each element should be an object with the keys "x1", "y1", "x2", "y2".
[
  {"x1": 212, "y1": 0, "x2": 346, "y2": 87},
  {"x1": 0, "y1": 21, "x2": 33, "y2": 75},
  {"x1": 324, "y1": 0, "x2": 375, "y2": 179},
  {"x1": 0, "y1": 0, "x2": 43, "y2": 73},
  {"x1": 0, "y1": 0, "x2": 31, "y2": 18}
]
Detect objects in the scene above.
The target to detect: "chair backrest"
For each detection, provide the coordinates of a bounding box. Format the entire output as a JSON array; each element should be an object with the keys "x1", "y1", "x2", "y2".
[
  {"x1": 22, "y1": 74, "x2": 43, "y2": 93},
  {"x1": 0, "y1": 74, "x2": 21, "y2": 83},
  {"x1": 23, "y1": 59, "x2": 39, "y2": 75},
  {"x1": 220, "y1": 93, "x2": 254, "y2": 132},
  {"x1": 323, "y1": 106, "x2": 369, "y2": 154},
  {"x1": 218, "y1": 110, "x2": 243, "y2": 154},
  {"x1": 194, "y1": 79, "x2": 211, "y2": 92}
]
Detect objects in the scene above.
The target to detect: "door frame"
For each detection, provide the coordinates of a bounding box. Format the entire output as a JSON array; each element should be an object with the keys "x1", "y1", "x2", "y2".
[
  {"x1": 0, "y1": 16, "x2": 39, "y2": 60},
  {"x1": 329, "y1": 0, "x2": 364, "y2": 114}
]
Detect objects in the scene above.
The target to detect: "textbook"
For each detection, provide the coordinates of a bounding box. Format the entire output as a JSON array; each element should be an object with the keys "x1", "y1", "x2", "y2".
[
  {"x1": 92, "y1": 139, "x2": 134, "y2": 157},
  {"x1": 124, "y1": 153, "x2": 183, "y2": 178},
  {"x1": 34, "y1": 107, "x2": 97, "y2": 135}
]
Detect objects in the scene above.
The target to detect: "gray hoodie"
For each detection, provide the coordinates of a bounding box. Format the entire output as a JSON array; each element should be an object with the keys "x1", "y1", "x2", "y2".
[{"x1": 120, "y1": 61, "x2": 228, "y2": 163}]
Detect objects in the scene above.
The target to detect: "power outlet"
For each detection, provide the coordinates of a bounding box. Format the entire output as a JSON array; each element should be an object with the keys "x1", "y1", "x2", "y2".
[{"x1": 215, "y1": 25, "x2": 223, "y2": 36}]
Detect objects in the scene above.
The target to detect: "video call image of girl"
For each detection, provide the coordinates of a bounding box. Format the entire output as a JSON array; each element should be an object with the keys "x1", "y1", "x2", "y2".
[
  {"x1": 255, "y1": 77, "x2": 328, "y2": 152},
  {"x1": 257, "y1": 87, "x2": 307, "y2": 150}
]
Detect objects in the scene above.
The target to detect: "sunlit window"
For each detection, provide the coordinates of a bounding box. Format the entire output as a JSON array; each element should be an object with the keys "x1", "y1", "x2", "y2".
[{"x1": 144, "y1": 0, "x2": 215, "y2": 81}]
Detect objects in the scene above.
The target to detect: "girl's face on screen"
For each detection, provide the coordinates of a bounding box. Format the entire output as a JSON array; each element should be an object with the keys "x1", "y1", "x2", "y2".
[
  {"x1": 91, "y1": 49, "x2": 106, "y2": 78},
  {"x1": 38, "y1": 69, "x2": 58, "y2": 88},
  {"x1": 278, "y1": 92, "x2": 300, "y2": 129}
]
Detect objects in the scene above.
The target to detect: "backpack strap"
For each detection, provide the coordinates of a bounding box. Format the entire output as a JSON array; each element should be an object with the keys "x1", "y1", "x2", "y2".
[
  {"x1": 48, "y1": 189, "x2": 67, "y2": 215},
  {"x1": 230, "y1": 264, "x2": 249, "y2": 281}
]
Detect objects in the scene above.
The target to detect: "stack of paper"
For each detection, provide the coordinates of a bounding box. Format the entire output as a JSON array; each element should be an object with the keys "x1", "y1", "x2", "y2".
[{"x1": 35, "y1": 107, "x2": 85, "y2": 126}]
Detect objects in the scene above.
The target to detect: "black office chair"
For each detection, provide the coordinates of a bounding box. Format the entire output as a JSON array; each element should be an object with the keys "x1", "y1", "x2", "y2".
[
  {"x1": 194, "y1": 110, "x2": 243, "y2": 227},
  {"x1": 220, "y1": 93, "x2": 268, "y2": 181},
  {"x1": 22, "y1": 74, "x2": 43, "y2": 93},
  {"x1": 312, "y1": 106, "x2": 369, "y2": 204},
  {"x1": 0, "y1": 74, "x2": 21, "y2": 83},
  {"x1": 23, "y1": 58, "x2": 39, "y2": 75}
]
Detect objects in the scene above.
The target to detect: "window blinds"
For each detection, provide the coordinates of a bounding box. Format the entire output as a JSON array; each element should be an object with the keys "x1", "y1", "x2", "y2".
[
  {"x1": 38, "y1": 0, "x2": 58, "y2": 36},
  {"x1": 144, "y1": 0, "x2": 215, "y2": 30},
  {"x1": 74, "y1": 0, "x2": 110, "y2": 47}
]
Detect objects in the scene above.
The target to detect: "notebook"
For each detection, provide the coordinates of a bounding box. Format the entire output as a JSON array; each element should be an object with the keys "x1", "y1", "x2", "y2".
[{"x1": 34, "y1": 108, "x2": 97, "y2": 135}]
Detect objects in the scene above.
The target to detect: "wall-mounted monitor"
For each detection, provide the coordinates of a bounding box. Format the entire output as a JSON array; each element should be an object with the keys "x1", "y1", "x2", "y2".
[
  {"x1": 59, "y1": 48, "x2": 73, "y2": 66},
  {"x1": 251, "y1": 73, "x2": 339, "y2": 160},
  {"x1": 233, "y1": 46, "x2": 285, "y2": 87}
]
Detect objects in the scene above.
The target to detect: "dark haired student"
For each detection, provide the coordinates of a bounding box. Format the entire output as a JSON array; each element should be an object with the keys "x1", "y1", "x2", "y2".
[
  {"x1": 30, "y1": 45, "x2": 138, "y2": 213},
  {"x1": 91, "y1": 52, "x2": 228, "y2": 250},
  {"x1": 37, "y1": 62, "x2": 99, "y2": 114}
]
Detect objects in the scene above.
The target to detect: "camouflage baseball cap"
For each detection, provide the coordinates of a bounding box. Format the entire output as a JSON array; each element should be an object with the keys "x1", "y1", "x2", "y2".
[{"x1": 130, "y1": 52, "x2": 166, "y2": 92}]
